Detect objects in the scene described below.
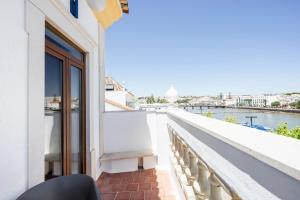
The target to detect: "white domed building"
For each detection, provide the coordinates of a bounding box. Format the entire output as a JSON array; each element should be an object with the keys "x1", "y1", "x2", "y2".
[{"x1": 165, "y1": 85, "x2": 178, "y2": 103}]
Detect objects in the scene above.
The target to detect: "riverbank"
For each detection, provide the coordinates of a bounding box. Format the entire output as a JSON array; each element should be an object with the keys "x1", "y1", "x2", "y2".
[{"x1": 227, "y1": 106, "x2": 300, "y2": 114}]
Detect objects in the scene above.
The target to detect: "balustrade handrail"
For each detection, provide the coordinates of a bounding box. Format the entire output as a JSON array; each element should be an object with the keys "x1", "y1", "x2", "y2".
[
  {"x1": 166, "y1": 108, "x2": 300, "y2": 200},
  {"x1": 167, "y1": 108, "x2": 300, "y2": 182},
  {"x1": 167, "y1": 124, "x2": 240, "y2": 200}
]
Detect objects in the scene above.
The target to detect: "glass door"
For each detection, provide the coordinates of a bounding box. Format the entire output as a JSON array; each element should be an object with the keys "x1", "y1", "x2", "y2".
[
  {"x1": 44, "y1": 52, "x2": 64, "y2": 179},
  {"x1": 44, "y1": 25, "x2": 86, "y2": 180},
  {"x1": 70, "y1": 62, "x2": 85, "y2": 174}
]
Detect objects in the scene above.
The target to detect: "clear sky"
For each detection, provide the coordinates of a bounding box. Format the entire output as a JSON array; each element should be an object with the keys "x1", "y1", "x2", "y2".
[{"x1": 106, "y1": 0, "x2": 300, "y2": 97}]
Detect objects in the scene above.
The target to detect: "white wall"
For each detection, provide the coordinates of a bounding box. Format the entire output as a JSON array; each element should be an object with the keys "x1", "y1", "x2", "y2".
[
  {"x1": 105, "y1": 102, "x2": 124, "y2": 111},
  {"x1": 0, "y1": 1, "x2": 28, "y2": 199},
  {"x1": 103, "y1": 111, "x2": 158, "y2": 154},
  {"x1": 0, "y1": 0, "x2": 105, "y2": 199},
  {"x1": 57, "y1": 0, "x2": 99, "y2": 43}
]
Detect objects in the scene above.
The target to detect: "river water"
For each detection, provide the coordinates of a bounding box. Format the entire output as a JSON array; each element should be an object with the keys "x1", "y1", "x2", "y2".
[{"x1": 185, "y1": 107, "x2": 300, "y2": 130}]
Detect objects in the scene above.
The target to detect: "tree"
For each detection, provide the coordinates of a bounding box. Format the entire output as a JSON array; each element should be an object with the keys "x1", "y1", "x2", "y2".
[
  {"x1": 224, "y1": 116, "x2": 237, "y2": 124},
  {"x1": 290, "y1": 127, "x2": 300, "y2": 139},
  {"x1": 158, "y1": 98, "x2": 168, "y2": 104},
  {"x1": 275, "y1": 122, "x2": 300, "y2": 140},
  {"x1": 175, "y1": 99, "x2": 190, "y2": 104},
  {"x1": 275, "y1": 122, "x2": 289, "y2": 136},
  {"x1": 289, "y1": 101, "x2": 300, "y2": 109},
  {"x1": 203, "y1": 112, "x2": 213, "y2": 118},
  {"x1": 271, "y1": 101, "x2": 280, "y2": 107},
  {"x1": 146, "y1": 94, "x2": 156, "y2": 104}
]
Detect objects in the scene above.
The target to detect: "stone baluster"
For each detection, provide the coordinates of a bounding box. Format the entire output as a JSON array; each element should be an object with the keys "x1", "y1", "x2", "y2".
[
  {"x1": 169, "y1": 130, "x2": 172, "y2": 146},
  {"x1": 185, "y1": 150, "x2": 197, "y2": 186},
  {"x1": 168, "y1": 127, "x2": 172, "y2": 146},
  {"x1": 171, "y1": 131, "x2": 176, "y2": 153},
  {"x1": 175, "y1": 136, "x2": 182, "y2": 162},
  {"x1": 208, "y1": 172, "x2": 222, "y2": 200},
  {"x1": 179, "y1": 142, "x2": 188, "y2": 168},
  {"x1": 193, "y1": 160, "x2": 209, "y2": 200}
]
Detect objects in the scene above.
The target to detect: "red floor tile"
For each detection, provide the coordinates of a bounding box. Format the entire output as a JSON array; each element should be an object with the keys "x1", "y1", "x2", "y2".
[
  {"x1": 130, "y1": 191, "x2": 145, "y2": 200},
  {"x1": 139, "y1": 183, "x2": 151, "y2": 190},
  {"x1": 102, "y1": 193, "x2": 116, "y2": 200},
  {"x1": 97, "y1": 169, "x2": 176, "y2": 200},
  {"x1": 115, "y1": 192, "x2": 131, "y2": 200},
  {"x1": 126, "y1": 183, "x2": 139, "y2": 191}
]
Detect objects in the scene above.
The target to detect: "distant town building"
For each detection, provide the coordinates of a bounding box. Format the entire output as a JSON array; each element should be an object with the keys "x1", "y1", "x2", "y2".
[
  {"x1": 228, "y1": 92, "x2": 232, "y2": 99},
  {"x1": 237, "y1": 95, "x2": 278, "y2": 107},
  {"x1": 165, "y1": 85, "x2": 178, "y2": 103},
  {"x1": 219, "y1": 92, "x2": 224, "y2": 100}
]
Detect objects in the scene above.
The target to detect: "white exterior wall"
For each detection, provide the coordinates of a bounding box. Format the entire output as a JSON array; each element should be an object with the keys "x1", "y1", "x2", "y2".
[
  {"x1": 103, "y1": 111, "x2": 158, "y2": 154},
  {"x1": 105, "y1": 102, "x2": 124, "y2": 111},
  {"x1": 0, "y1": 1, "x2": 105, "y2": 199},
  {"x1": 0, "y1": 1, "x2": 28, "y2": 199}
]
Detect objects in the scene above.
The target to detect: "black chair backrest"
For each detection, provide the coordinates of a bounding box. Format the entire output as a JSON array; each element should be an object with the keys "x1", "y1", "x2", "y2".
[{"x1": 17, "y1": 175, "x2": 100, "y2": 200}]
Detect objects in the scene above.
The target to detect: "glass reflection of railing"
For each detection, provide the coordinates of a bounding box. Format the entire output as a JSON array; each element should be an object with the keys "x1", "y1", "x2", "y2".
[{"x1": 167, "y1": 124, "x2": 240, "y2": 200}]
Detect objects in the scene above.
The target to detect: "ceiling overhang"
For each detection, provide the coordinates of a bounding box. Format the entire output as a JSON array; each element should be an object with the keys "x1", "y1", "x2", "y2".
[{"x1": 89, "y1": 0, "x2": 129, "y2": 29}]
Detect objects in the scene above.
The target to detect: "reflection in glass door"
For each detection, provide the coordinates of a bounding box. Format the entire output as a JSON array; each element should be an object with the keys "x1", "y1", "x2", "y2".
[
  {"x1": 44, "y1": 53, "x2": 64, "y2": 179},
  {"x1": 70, "y1": 66, "x2": 83, "y2": 174}
]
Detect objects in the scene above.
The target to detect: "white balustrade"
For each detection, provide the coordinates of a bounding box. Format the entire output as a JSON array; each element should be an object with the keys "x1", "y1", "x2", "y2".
[{"x1": 167, "y1": 124, "x2": 240, "y2": 200}]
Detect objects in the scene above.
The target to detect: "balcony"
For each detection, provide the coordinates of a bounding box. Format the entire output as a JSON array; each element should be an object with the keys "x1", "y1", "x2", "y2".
[{"x1": 100, "y1": 108, "x2": 300, "y2": 200}]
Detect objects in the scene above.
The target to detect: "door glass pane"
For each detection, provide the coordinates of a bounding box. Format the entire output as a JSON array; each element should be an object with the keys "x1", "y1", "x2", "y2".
[
  {"x1": 71, "y1": 66, "x2": 83, "y2": 174},
  {"x1": 44, "y1": 53, "x2": 63, "y2": 179},
  {"x1": 45, "y1": 28, "x2": 84, "y2": 61}
]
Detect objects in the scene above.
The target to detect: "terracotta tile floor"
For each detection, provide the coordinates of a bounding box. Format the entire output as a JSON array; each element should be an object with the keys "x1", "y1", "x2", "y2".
[{"x1": 96, "y1": 169, "x2": 176, "y2": 200}]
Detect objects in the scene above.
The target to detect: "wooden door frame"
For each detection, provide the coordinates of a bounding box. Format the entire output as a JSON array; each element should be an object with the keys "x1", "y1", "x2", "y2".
[{"x1": 45, "y1": 34, "x2": 86, "y2": 176}]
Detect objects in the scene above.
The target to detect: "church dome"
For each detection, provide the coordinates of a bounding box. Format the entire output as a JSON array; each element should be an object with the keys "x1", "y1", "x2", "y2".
[
  {"x1": 165, "y1": 85, "x2": 178, "y2": 97},
  {"x1": 165, "y1": 85, "x2": 178, "y2": 103}
]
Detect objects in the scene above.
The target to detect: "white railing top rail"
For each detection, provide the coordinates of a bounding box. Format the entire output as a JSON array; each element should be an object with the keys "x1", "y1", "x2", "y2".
[{"x1": 168, "y1": 108, "x2": 300, "y2": 181}]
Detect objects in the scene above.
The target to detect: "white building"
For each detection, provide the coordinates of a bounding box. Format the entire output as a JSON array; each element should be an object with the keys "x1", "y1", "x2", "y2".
[
  {"x1": 237, "y1": 94, "x2": 278, "y2": 107},
  {"x1": 1, "y1": 1, "x2": 300, "y2": 200},
  {"x1": 0, "y1": 0, "x2": 130, "y2": 199},
  {"x1": 105, "y1": 77, "x2": 136, "y2": 111}
]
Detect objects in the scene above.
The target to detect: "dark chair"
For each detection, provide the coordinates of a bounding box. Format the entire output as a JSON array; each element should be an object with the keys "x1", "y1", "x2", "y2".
[{"x1": 17, "y1": 175, "x2": 101, "y2": 200}]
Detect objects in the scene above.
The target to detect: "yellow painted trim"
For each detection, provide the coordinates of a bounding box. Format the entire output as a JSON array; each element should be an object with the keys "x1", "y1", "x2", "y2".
[{"x1": 94, "y1": 0, "x2": 123, "y2": 29}]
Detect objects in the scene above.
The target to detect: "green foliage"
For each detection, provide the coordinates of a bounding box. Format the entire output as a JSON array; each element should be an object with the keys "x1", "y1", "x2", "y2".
[
  {"x1": 290, "y1": 127, "x2": 300, "y2": 139},
  {"x1": 175, "y1": 99, "x2": 190, "y2": 104},
  {"x1": 271, "y1": 101, "x2": 281, "y2": 107},
  {"x1": 275, "y1": 122, "x2": 300, "y2": 140},
  {"x1": 146, "y1": 95, "x2": 156, "y2": 104},
  {"x1": 289, "y1": 101, "x2": 300, "y2": 109},
  {"x1": 203, "y1": 112, "x2": 213, "y2": 118},
  {"x1": 285, "y1": 92, "x2": 300, "y2": 95},
  {"x1": 275, "y1": 123, "x2": 289, "y2": 136},
  {"x1": 157, "y1": 98, "x2": 168, "y2": 104},
  {"x1": 146, "y1": 95, "x2": 168, "y2": 104},
  {"x1": 224, "y1": 116, "x2": 237, "y2": 124}
]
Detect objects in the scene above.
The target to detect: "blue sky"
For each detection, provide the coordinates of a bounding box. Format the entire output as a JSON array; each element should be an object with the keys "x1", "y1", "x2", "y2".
[{"x1": 106, "y1": 0, "x2": 300, "y2": 97}]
